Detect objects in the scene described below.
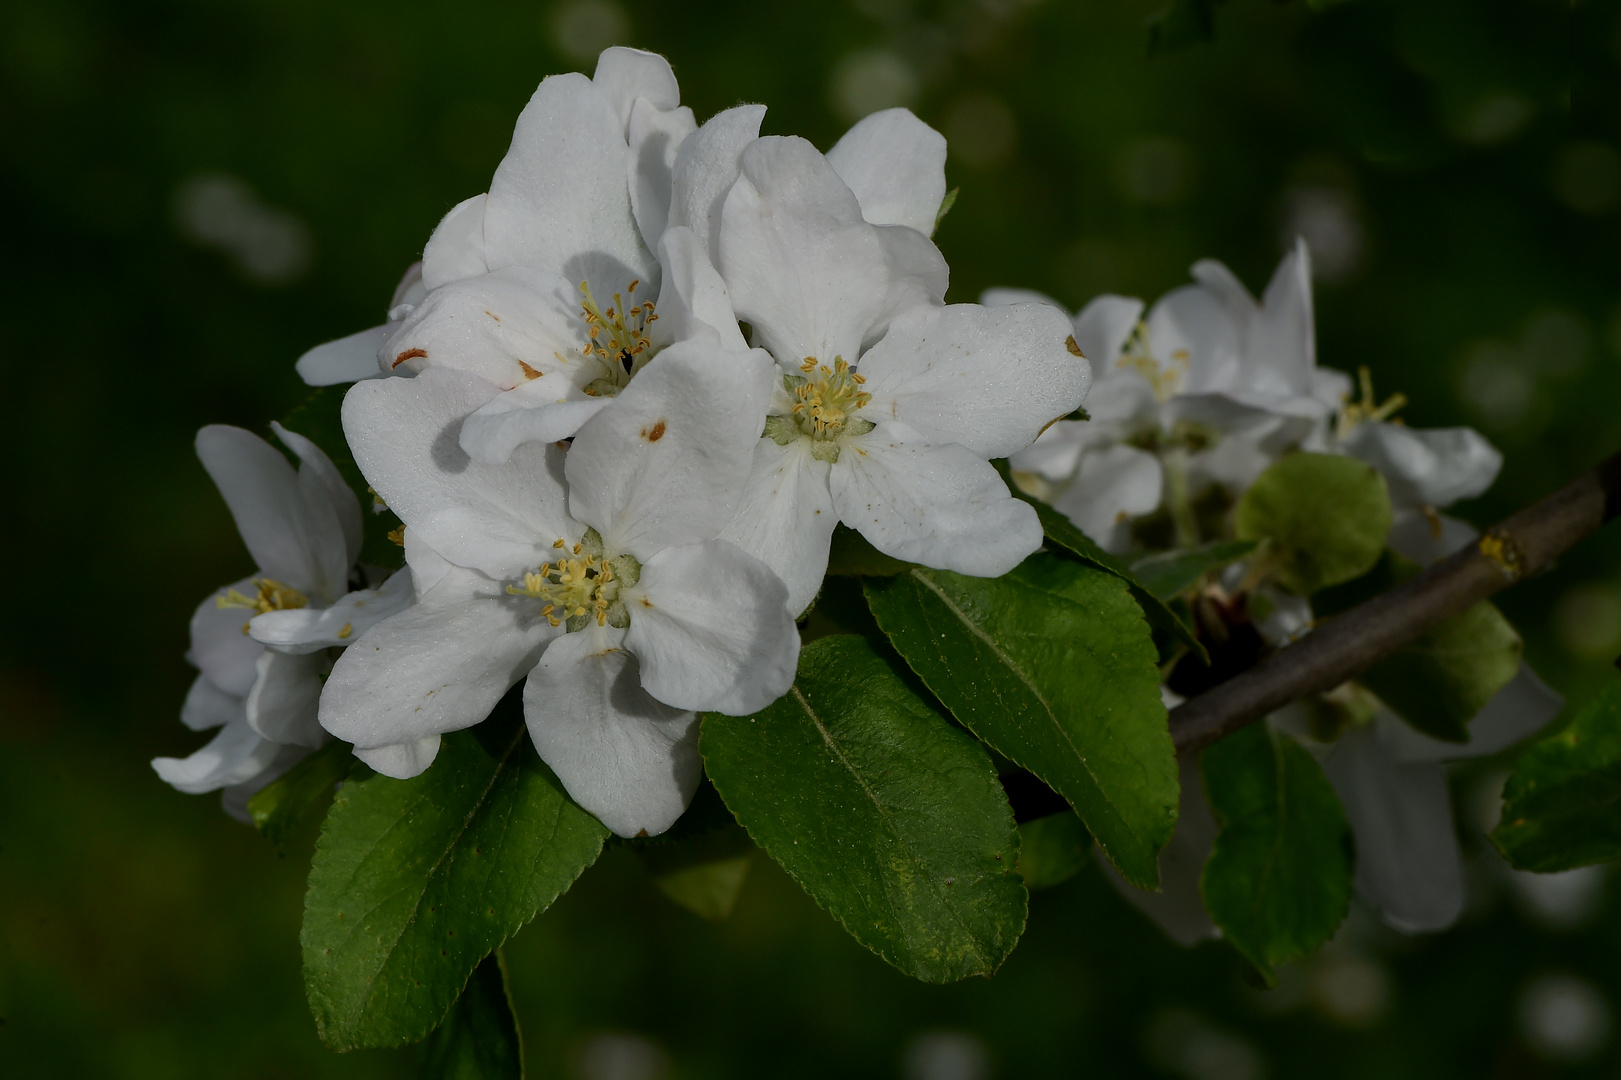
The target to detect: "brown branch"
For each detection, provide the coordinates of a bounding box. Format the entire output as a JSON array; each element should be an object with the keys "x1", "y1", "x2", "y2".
[{"x1": 1169, "y1": 450, "x2": 1621, "y2": 756}]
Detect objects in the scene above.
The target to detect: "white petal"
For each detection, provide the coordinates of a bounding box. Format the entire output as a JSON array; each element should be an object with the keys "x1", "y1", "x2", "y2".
[
  {"x1": 716, "y1": 437, "x2": 836, "y2": 617},
  {"x1": 405, "y1": 526, "x2": 455, "y2": 599},
  {"x1": 381, "y1": 266, "x2": 592, "y2": 391},
  {"x1": 195, "y1": 425, "x2": 350, "y2": 601},
  {"x1": 221, "y1": 742, "x2": 312, "y2": 822},
  {"x1": 523, "y1": 625, "x2": 701, "y2": 837},
  {"x1": 826, "y1": 107, "x2": 947, "y2": 236},
  {"x1": 1242, "y1": 238, "x2": 1315, "y2": 398},
  {"x1": 249, "y1": 568, "x2": 416, "y2": 654},
  {"x1": 459, "y1": 381, "x2": 611, "y2": 465},
  {"x1": 1008, "y1": 422, "x2": 1086, "y2": 484},
  {"x1": 296, "y1": 324, "x2": 393, "y2": 386},
  {"x1": 830, "y1": 422, "x2": 1041, "y2": 576},
  {"x1": 1387, "y1": 508, "x2": 1478, "y2": 566},
  {"x1": 421, "y1": 194, "x2": 490, "y2": 290},
  {"x1": 342, "y1": 367, "x2": 578, "y2": 579},
  {"x1": 856, "y1": 302, "x2": 1088, "y2": 458},
  {"x1": 188, "y1": 578, "x2": 268, "y2": 697},
  {"x1": 1072, "y1": 295, "x2": 1145, "y2": 366},
  {"x1": 1148, "y1": 283, "x2": 1242, "y2": 396},
  {"x1": 592, "y1": 46, "x2": 681, "y2": 132},
  {"x1": 1340, "y1": 421, "x2": 1502, "y2": 510},
  {"x1": 565, "y1": 341, "x2": 775, "y2": 560},
  {"x1": 181, "y1": 674, "x2": 246, "y2": 732},
  {"x1": 1189, "y1": 256, "x2": 1258, "y2": 329},
  {"x1": 1311, "y1": 365, "x2": 1353, "y2": 413},
  {"x1": 1051, "y1": 444, "x2": 1163, "y2": 554},
  {"x1": 245, "y1": 650, "x2": 326, "y2": 748},
  {"x1": 627, "y1": 96, "x2": 696, "y2": 251},
  {"x1": 979, "y1": 286, "x2": 1066, "y2": 310},
  {"x1": 1099, "y1": 758, "x2": 1220, "y2": 946},
  {"x1": 1380, "y1": 666, "x2": 1564, "y2": 764},
  {"x1": 271, "y1": 421, "x2": 364, "y2": 571},
  {"x1": 1080, "y1": 368, "x2": 1161, "y2": 428},
  {"x1": 653, "y1": 225, "x2": 748, "y2": 350},
  {"x1": 1319, "y1": 725, "x2": 1464, "y2": 933},
  {"x1": 355, "y1": 736, "x2": 443, "y2": 779},
  {"x1": 318, "y1": 564, "x2": 555, "y2": 751},
  {"x1": 152, "y1": 720, "x2": 282, "y2": 795},
  {"x1": 667, "y1": 104, "x2": 766, "y2": 267},
  {"x1": 625, "y1": 539, "x2": 799, "y2": 714},
  {"x1": 483, "y1": 72, "x2": 655, "y2": 285},
  {"x1": 720, "y1": 135, "x2": 947, "y2": 368}
]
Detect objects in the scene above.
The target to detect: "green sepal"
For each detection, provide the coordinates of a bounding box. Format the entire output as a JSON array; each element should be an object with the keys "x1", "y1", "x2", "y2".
[
  {"x1": 1128, "y1": 539, "x2": 1259, "y2": 601},
  {"x1": 247, "y1": 738, "x2": 357, "y2": 853},
  {"x1": 994, "y1": 459, "x2": 1207, "y2": 664},
  {"x1": 1199, "y1": 723, "x2": 1353, "y2": 984},
  {"x1": 417, "y1": 952, "x2": 523, "y2": 1080},
  {"x1": 634, "y1": 813, "x2": 757, "y2": 922},
  {"x1": 864, "y1": 556, "x2": 1177, "y2": 890},
  {"x1": 701, "y1": 635, "x2": 1027, "y2": 983},
  {"x1": 302, "y1": 694, "x2": 609, "y2": 1050},
  {"x1": 933, "y1": 186, "x2": 960, "y2": 233},
  {"x1": 1494, "y1": 679, "x2": 1621, "y2": 873},
  {"x1": 280, "y1": 386, "x2": 404, "y2": 569},
  {"x1": 1233, "y1": 453, "x2": 1391, "y2": 596},
  {"x1": 1017, "y1": 811, "x2": 1093, "y2": 890}
]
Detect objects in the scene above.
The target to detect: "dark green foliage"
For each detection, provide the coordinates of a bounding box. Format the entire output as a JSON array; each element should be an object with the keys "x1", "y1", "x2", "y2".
[
  {"x1": 247, "y1": 738, "x2": 357, "y2": 853},
  {"x1": 702, "y1": 636, "x2": 1027, "y2": 982},
  {"x1": 865, "y1": 557, "x2": 1177, "y2": 889},
  {"x1": 302, "y1": 699, "x2": 609, "y2": 1049},
  {"x1": 1200, "y1": 724, "x2": 1353, "y2": 983},
  {"x1": 418, "y1": 952, "x2": 523, "y2": 1080}
]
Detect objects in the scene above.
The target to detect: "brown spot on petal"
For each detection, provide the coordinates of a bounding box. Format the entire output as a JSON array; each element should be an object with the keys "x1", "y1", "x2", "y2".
[
  {"x1": 1065, "y1": 335, "x2": 1085, "y2": 359},
  {"x1": 642, "y1": 419, "x2": 667, "y2": 442},
  {"x1": 392, "y1": 347, "x2": 428, "y2": 368},
  {"x1": 517, "y1": 359, "x2": 542, "y2": 380},
  {"x1": 635, "y1": 829, "x2": 649, "y2": 838}
]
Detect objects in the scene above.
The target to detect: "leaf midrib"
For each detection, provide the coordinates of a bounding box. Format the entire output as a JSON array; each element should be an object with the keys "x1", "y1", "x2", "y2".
[
  {"x1": 328, "y1": 723, "x2": 528, "y2": 1032},
  {"x1": 790, "y1": 682, "x2": 993, "y2": 967}
]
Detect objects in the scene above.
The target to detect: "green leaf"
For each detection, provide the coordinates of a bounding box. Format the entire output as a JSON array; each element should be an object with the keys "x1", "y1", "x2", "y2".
[
  {"x1": 1199, "y1": 724, "x2": 1353, "y2": 983},
  {"x1": 701, "y1": 635, "x2": 1027, "y2": 982},
  {"x1": 864, "y1": 556, "x2": 1177, "y2": 889},
  {"x1": 302, "y1": 697, "x2": 609, "y2": 1050},
  {"x1": 281, "y1": 386, "x2": 404, "y2": 568},
  {"x1": 1362, "y1": 600, "x2": 1522, "y2": 743},
  {"x1": 418, "y1": 952, "x2": 523, "y2": 1080},
  {"x1": 247, "y1": 738, "x2": 356, "y2": 853},
  {"x1": 1129, "y1": 540, "x2": 1259, "y2": 601},
  {"x1": 1233, "y1": 453, "x2": 1391, "y2": 595},
  {"x1": 635, "y1": 815, "x2": 757, "y2": 922},
  {"x1": 1017, "y1": 812, "x2": 1092, "y2": 890},
  {"x1": 1494, "y1": 679, "x2": 1621, "y2": 873},
  {"x1": 995, "y1": 459, "x2": 1206, "y2": 664},
  {"x1": 1317, "y1": 551, "x2": 1523, "y2": 743}
]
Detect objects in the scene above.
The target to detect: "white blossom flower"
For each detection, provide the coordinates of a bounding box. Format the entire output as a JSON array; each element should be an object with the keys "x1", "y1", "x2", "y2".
[
  {"x1": 295, "y1": 47, "x2": 703, "y2": 460},
  {"x1": 295, "y1": 262, "x2": 427, "y2": 386},
  {"x1": 153, "y1": 424, "x2": 411, "y2": 816},
  {"x1": 321, "y1": 345, "x2": 797, "y2": 837},
  {"x1": 703, "y1": 129, "x2": 1087, "y2": 613},
  {"x1": 993, "y1": 239, "x2": 1341, "y2": 552}
]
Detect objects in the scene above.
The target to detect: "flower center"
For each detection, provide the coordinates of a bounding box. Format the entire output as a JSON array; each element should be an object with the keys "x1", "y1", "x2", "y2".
[
  {"x1": 1335, "y1": 365, "x2": 1407, "y2": 440},
  {"x1": 789, "y1": 356, "x2": 871, "y2": 437},
  {"x1": 506, "y1": 531, "x2": 641, "y2": 631},
  {"x1": 1115, "y1": 321, "x2": 1187, "y2": 403},
  {"x1": 217, "y1": 578, "x2": 308, "y2": 634},
  {"x1": 578, "y1": 280, "x2": 657, "y2": 397}
]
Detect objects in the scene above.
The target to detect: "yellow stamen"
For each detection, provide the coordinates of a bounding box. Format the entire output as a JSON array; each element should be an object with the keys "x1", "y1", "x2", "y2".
[
  {"x1": 789, "y1": 356, "x2": 872, "y2": 438},
  {"x1": 1114, "y1": 321, "x2": 1186, "y2": 403},
  {"x1": 217, "y1": 578, "x2": 308, "y2": 616},
  {"x1": 1336, "y1": 366, "x2": 1408, "y2": 439}
]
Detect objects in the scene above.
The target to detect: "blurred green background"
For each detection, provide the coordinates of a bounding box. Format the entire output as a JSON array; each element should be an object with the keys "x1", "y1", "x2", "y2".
[{"x1": 5, "y1": 0, "x2": 1621, "y2": 1076}]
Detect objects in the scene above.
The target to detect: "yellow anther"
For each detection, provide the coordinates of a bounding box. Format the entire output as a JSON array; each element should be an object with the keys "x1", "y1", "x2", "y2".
[
  {"x1": 787, "y1": 355, "x2": 871, "y2": 439},
  {"x1": 1336, "y1": 366, "x2": 1409, "y2": 440},
  {"x1": 1115, "y1": 320, "x2": 1186, "y2": 403},
  {"x1": 387, "y1": 526, "x2": 406, "y2": 548},
  {"x1": 337, "y1": 623, "x2": 352, "y2": 640},
  {"x1": 217, "y1": 578, "x2": 308, "y2": 616},
  {"x1": 553, "y1": 539, "x2": 566, "y2": 549},
  {"x1": 578, "y1": 280, "x2": 656, "y2": 388}
]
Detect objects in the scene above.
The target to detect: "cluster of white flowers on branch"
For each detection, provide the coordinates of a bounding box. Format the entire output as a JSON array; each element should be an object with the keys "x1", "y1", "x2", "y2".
[{"x1": 157, "y1": 47, "x2": 1088, "y2": 839}]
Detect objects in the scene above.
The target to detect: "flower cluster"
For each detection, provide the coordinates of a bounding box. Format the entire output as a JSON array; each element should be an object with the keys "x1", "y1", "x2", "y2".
[
  {"x1": 990, "y1": 242, "x2": 1561, "y2": 936},
  {"x1": 156, "y1": 47, "x2": 1088, "y2": 838}
]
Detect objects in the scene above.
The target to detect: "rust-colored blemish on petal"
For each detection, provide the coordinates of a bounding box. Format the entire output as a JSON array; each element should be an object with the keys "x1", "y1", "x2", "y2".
[
  {"x1": 642, "y1": 419, "x2": 666, "y2": 442},
  {"x1": 1065, "y1": 335, "x2": 1085, "y2": 359},
  {"x1": 517, "y1": 359, "x2": 541, "y2": 380},
  {"x1": 392, "y1": 347, "x2": 428, "y2": 368}
]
